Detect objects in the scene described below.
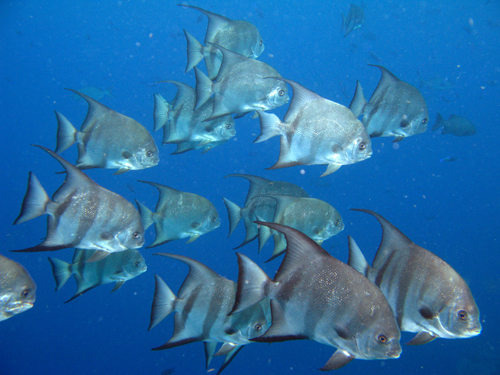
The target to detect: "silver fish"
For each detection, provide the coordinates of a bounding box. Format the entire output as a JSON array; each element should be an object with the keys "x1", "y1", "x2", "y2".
[
  {"x1": 232, "y1": 222, "x2": 401, "y2": 370},
  {"x1": 432, "y1": 113, "x2": 476, "y2": 136},
  {"x1": 350, "y1": 65, "x2": 429, "y2": 142},
  {"x1": 181, "y1": 5, "x2": 264, "y2": 79},
  {"x1": 194, "y1": 45, "x2": 289, "y2": 120},
  {"x1": 349, "y1": 209, "x2": 481, "y2": 345},
  {"x1": 48, "y1": 248, "x2": 147, "y2": 302},
  {"x1": 255, "y1": 78, "x2": 372, "y2": 176},
  {"x1": 258, "y1": 195, "x2": 344, "y2": 261},
  {"x1": 56, "y1": 88, "x2": 159, "y2": 174},
  {"x1": 0, "y1": 254, "x2": 36, "y2": 321},
  {"x1": 341, "y1": 4, "x2": 365, "y2": 38},
  {"x1": 225, "y1": 173, "x2": 308, "y2": 207},
  {"x1": 136, "y1": 181, "x2": 220, "y2": 248},
  {"x1": 149, "y1": 253, "x2": 270, "y2": 373},
  {"x1": 12, "y1": 145, "x2": 145, "y2": 262},
  {"x1": 153, "y1": 81, "x2": 235, "y2": 152}
]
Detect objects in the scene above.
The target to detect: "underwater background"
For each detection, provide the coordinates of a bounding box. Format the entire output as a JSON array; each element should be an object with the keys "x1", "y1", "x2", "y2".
[{"x1": 1, "y1": 0, "x2": 499, "y2": 374}]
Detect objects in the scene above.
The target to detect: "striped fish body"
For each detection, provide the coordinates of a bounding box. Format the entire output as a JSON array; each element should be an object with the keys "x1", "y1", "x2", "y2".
[
  {"x1": 13, "y1": 146, "x2": 145, "y2": 258},
  {"x1": 233, "y1": 223, "x2": 401, "y2": 370},
  {"x1": 351, "y1": 209, "x2": 481, "y2": 344},
  {"x1": 149, "y1": 254, "x2": 270, "y2": 372}
]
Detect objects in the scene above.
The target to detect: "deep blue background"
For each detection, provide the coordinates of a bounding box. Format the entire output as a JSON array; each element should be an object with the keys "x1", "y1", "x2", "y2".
[{"x1": 1, "y1": 1, "x2": 499, "y2": 374}]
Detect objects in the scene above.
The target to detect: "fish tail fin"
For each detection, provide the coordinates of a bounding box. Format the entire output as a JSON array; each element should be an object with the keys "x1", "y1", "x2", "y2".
[
  {"x1": 222, "y1": 198, "x2": 242, "y2": 238},
  {"x1": 48, "y1": 257, "x2": 73, "y2": 291},
  {"x1": 148, "y1": 274, "x2": 177, "y2": 331},
  {"x1": 231, "y1": 253, "x2": 274, "y2": 315},
  {"x1": 184, "y1": 29, "x2": 205, "y2": 72},
  {"x1": 349, "y1": 81, "x2": 366, "y2": 117},
  {"x1": 13, "y1": 172, "x2": 51, "y2": 225},
  {"x1": 135, "y1": 200, "x2": 155, "y2": 230},
  {"x1": 54, "y1": 110, "x2": 77, "y2": 153},
  {"x1": 432, "y1": 112, "x2": 445, "y2": 131},
  {"x1": 194, "y1": 67, "x2": 213, "y2": 110},
  {"x1": 347, "y1": 236, "x2": 371, "y2": 276},
  {"x1": 254, "y1": 111, "x2": 282, "y2": 143},
  {"x1": 153, "y1": 93, "x2": 171, "y2": 131}
]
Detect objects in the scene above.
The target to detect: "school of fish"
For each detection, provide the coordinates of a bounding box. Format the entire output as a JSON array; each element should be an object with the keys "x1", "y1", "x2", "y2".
[{"x1": 2, "y1": 3, "x2": 480, "y2": 374}]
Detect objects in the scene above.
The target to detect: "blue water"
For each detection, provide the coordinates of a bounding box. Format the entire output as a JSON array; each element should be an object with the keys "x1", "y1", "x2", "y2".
[{"x1": 1, "y1": 1, "x2": 499, "y2": 374}]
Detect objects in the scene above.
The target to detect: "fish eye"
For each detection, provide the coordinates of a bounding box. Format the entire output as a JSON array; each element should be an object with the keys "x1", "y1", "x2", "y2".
[
  {"x1": 225, "y1": 123, "x2": 232, "y2": 129},
  {"x1": 278, "y1": 89, "x2": 285, "y2": 96},
  {"x1": 254, "y1": 323, "x2": 262, "y2": 331},
  {"x1": 334, "y1": 220, "x2": 340, "y2": 226},
  {"x1": 259, "y1": 40, "x2": 263, "y2": 46},
  {"x1": 132, "y1": 232, "x2": 140, "y2": 239},
  {"x1": 21, "y1": 289, "x2": 31, "y2": 298},
  {"x1": 422, "y1": 118, "x2": 428, "y2": 124},
  {"x1": 457, "y1": 310, "x2": 468, "y2": 320},
  {"x1": 134, "y1": 261, "x2": 141, "y2": 267},
  {"x1": 211, "y1": 216, "x2": 217, "y2": 223},
  {"x1": 359, "y1": 142, "x2": 366, "y2": 151},
  {"x1": 146, "y1": 151, "x2": 154, "y2": 157},
  {"x1": 377, "y1": 334, "x2": 388, "y2": 343}
]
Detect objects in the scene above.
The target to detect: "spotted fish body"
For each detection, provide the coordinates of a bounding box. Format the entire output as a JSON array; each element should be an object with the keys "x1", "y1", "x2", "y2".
[
  {"x1": 153, "y1": 81, "x2": 235, "y2": 153},
  {"x1": 182, "y1": 5, "x2": 264, "y2": 79},
  {"x1": 255, "y1": 79, "x2": 372, "y2": 176},
  {"x1": 349, "y1": 209, "x2": 481, "y2": 345},
  {"x1": 55, "y1": 89, "x2": 159, "y2": 174},
  {"x1": 350, "y1": 65, "x2": 429, "y2": 142},
  {"x1": 259, "y1": 195, "x2": 344, "y2": 261},
  {"x1": 48, "y1": 248, "x2": 147, "y2": 302},
  {"x1": 194, "y1": 45, "x2": 289, "y2": 120},
  {"x1": 232, "y1": 222, "x2": 401, "y2": 370},
  {"x1": 136, "y1": 181, "x2": 220, "y2": 248},
  {"x1": 0, "y1": 254, "x2": 36, "y2": 321},
  {"x1": 149, "y1": 253, "x2": 270, "y2": 373},
  {"x1": 12, "y1": 146, "x2": 145, "y2": 262}
]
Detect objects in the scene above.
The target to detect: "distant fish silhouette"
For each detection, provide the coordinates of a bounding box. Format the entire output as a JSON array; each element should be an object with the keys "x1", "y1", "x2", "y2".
[
  {"x1": 341, "y1": 4, "x2": 365, "y2": 38},
  {"x1": 432, "y1": 113, "x2": 476, "y2": 136}
]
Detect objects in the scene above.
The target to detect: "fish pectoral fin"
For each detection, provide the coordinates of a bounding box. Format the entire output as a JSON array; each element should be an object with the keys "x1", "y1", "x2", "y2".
[
  {"x1": 86, "y1": 250, "x2": 111, "y2": 263},
  {"x1": 186, "y1": 234, "x2": 200, "y2": 243},
  {"x1": 320, "y1": 163, "x2": 341, "y2": 177},
  {"x1": 333, "y1": 325, "x2": 355, "y2": 340},
  {"x1": 320, "y1": 349, "x2": 354, "y2": 371},
  {"x1": 405, "y1": 331, "x2": 437, "y2": 345},
  {"x1": 114, "y1": 167, "x2": 130, "y2": 175},
  {"x1": 111, "y1": 280, "x2": 125, "y2": 292},
  {"x1": 418, "y1": 305, "x2": 437, "y2": 320}
]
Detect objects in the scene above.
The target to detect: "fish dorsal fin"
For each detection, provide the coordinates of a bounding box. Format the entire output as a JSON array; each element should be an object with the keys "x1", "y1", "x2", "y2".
[
  {"x1": 65, "y1": 88, "x2": 112, "y2": 132},
  {"x1": 181, "y1": 5, "x2": 232, "y2": 45},
  {"x1": 351, "y1": 209, "x2": 413, "y2": 269},
  {"x1": 261, "y1": 194, "x2": 294, "y2": 221},
  {"x1": 369, "y1": 64, "x2": 400, "y2": 99},
  {"x1": 224, "y1": 173, "x2": 271, "y2": 206},
  {"x1": 138, "y1": 180, "x2": 181, "y2": 210},
  {"x1": 154, "y1": 253, "x2": 220, "y2": 298},
  {"x1": 208, "y1": 43, "x2": 248, "y2": 82},
  {"x1": 34, "y1": 145, "x2": 94, "y2": 192},
  {"x1": 165, "y1": 80, "x2": 195, "y2": 110},
  {"x1": 279, "y1": 78, "x2": 322, "y2": 123},
  {"x1": 254, "y1": 221, "x2": 331, "y2": 281}
]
